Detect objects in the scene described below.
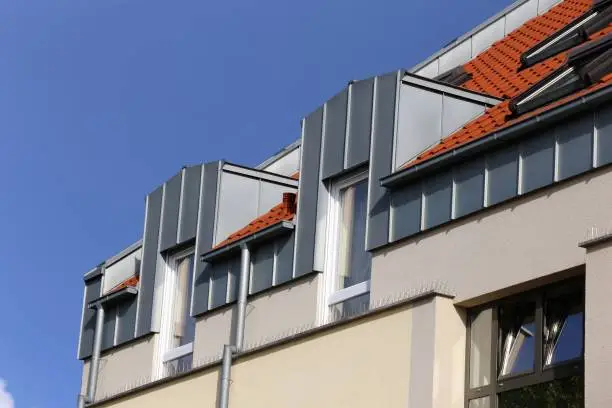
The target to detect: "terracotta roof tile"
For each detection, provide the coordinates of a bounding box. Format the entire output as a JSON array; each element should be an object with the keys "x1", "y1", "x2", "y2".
[
  {"x1": 213, "y1": 192, "x2": 297, "y2": 249},
  {"x1": 405, "y1": 0, "x2": 612, "y2": 169},
  {"x1": 108, "y1": 275, "x2": 139, "y2": 294}
]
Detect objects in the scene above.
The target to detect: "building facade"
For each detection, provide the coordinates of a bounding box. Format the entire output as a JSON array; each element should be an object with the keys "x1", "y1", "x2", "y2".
[{"x1": 76, "y1": 0, "x2": 612, "y2": 406}]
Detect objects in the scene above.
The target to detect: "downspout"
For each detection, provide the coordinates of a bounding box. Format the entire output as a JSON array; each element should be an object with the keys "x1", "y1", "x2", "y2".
[
  {"x1": 219, "y1": 244, "x2": 250, "y2": 408},
  {"x1": 78, "y1": 303, "x2": 105, "y2": 408}
]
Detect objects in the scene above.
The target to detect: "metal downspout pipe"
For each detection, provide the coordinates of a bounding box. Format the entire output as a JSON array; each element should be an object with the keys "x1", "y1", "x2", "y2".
[
  {"x1": 78, "y1": 303, "x2": 105, "y2": 408},
  {"x1": 219, "y1": 244, "x2": 250, "y2": 408}
]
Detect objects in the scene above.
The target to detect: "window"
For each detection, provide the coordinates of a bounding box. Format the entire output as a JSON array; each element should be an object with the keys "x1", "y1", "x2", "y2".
[
  {"x1": 157, "y1": 248, "x2": 196, "y2": 378},
  {"x1": 323, "y1": 172, "x2": 371, "y2": 322},
  {"x1": 466, "y1": 279, "x2": 584, "y2": 408}
]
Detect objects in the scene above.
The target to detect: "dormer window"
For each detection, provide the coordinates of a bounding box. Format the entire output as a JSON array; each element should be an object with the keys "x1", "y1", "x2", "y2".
[{"x1": 323, "y1": 171, "x2": 371, "y2": 322}]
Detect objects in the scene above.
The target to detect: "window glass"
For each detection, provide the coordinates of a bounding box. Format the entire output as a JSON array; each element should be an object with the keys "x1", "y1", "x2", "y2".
[
  {"x1": 172, "y1": 254, "x2": 196, "y2": 347},
  {"x1": 499, "y1": 375, "x2": 583, "y2": 408},
  {"x1": 330, "y1": 293, "x2": 370, "y2": 321},
  {"x1": 468, "y1": 397, "x2": 491, "y2": 408},
  {"x1": 499, "y1": 302, "x2": 535, "y2": 377},
  {"x1": 544, "y1": 293, "x2": 583, "y2": 366},
  {"x1": 470, "y1": 308, "x2": 492, "y2": 388},
  {"x1": 336, "y1": 179, "x2": 371, "y2": 290}
]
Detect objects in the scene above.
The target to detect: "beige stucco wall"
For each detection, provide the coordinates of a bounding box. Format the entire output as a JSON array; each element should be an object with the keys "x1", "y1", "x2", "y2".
[
  {"x1": 81, "y1": 335, "x2": 157, "y2": 401},
  {"x1": 372, "y1": 167, "x2": 612, "y2": 305},
  {"x1": 584, "y1": 240, "x2": 612, "y2": 408},
  {"x1": 193, "y1": 274, "x2": 319, "y2": 362},
  {"x1": 95, "y1": 301, "x2": 416, "y2": 408},
  {"x1": 431, "y1": 297, "x2": 466, "y2": 408}
]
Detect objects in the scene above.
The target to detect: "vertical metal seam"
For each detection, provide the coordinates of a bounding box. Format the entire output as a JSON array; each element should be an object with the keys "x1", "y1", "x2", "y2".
[
  {"x1": 593, "y1": 110, "x2": 599, "y2": 168},
  {"x1": 76, "y1": 285, "x2": 88, "y2": 359},
  {"x1": 133, "y1": 195, "x2": 150, "y2": 337},
  {"x1": 344, "y1": 84, "x2": 353, "y2": 169},
  {"x1": 176, "y1": 168, "x2": 186, "y2": 244},
  {"x1": 272, "y1": 240, "x2": 279, "y2": 285},
  {"x1": 211, "y1": 161, "x2": 224, "y2": 246},
  {"x1": 365, "y1": 76, "x2": 379, "y2": 248},
  {"x1": 451, "y1": 166, "x2": 458, "y2": 220},
  {"x1": 554, "y1": 127, "x2": 561, "y2": 182},
  {"x1": 391, "y1": 70, "x2": 403, "y2": 171},
  {"x1": 291, "y1": 118, "x2": 306, "y2": 279},
  {"x1": 190, "y1": 165, "x2": 206, "y2": 316},
  {"x1": 484, "y1": 154, "x2": 490, "y2": 207}
]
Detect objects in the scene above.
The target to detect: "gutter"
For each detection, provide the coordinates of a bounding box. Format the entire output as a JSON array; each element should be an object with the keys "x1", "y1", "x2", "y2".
[
  {"x1": 381, "y1": 83, "x2": 612, "y2": 189},
  {"x1": 201, "y1": 221, "x2": 294, "y2": 263}
]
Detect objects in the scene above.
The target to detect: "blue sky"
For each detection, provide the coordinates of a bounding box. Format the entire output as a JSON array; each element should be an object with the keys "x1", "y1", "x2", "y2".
[{"x1": 0, "y1": 0, "x2": 514, "y2": 406}]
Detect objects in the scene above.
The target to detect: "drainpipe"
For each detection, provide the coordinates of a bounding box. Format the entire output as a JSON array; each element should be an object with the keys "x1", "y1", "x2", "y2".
[
  {"x1": 235, "y1": 244, "x2": 250, "y2": 351},
  {"x1": 78, "y1": 303, "x2": 105, "y2": 408},
  {"x1": 219, "y1": 243, "x2": 250, "y2": 408}
]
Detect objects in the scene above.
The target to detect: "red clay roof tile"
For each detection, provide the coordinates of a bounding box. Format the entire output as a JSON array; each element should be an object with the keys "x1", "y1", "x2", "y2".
[
  {"x1": 405, "y1": 0, "x2": 612, "y2": 169},
  {"x1": 108, "y1": 275, "x2": 139, "y2": 294},
  {"x1": 213, "y1": 192, "x2": 297, "y2": 249}
]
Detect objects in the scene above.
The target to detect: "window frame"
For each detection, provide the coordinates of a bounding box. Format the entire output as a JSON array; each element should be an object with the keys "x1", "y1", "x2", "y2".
[
  {"x1": 321, "y1": 170, "x2": 371, "y2": 324},
  {"x1": 155, "y1": 246, "x2": 196, "y2": 379},
  {"x1": 465, "y1": 278, "x2": 585, "y2": 408}
]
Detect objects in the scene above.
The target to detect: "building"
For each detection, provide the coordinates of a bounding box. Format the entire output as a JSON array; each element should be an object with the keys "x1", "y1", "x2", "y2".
[{"x1": 75, "y1": 0, "x2": 612, "y2": 406}]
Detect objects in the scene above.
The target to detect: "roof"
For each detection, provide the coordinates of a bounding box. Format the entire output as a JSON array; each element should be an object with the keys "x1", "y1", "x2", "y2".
[
  {"x1": 406, "y1": 0, "x2": 612, "y2": 169},
  {"x1": 107, "y1": 275, "x2": 139, "y2": 295},
  {"x1": 213, "y1": 192, "x2": 297, "y2": 250}
]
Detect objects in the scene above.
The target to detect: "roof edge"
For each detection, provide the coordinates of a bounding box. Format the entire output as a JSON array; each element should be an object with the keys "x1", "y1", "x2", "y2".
[
  {"x1": 381, "y1": 82, "x2": 612, "y2": 188},
  {"x1": 409, "y1": 0, "x2": 562, "y2": 74}
]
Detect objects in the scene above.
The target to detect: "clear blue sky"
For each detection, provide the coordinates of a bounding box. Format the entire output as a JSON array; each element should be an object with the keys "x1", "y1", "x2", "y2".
[{"x1": 0, "y1": 0, "x2": 513, "y2": 406}]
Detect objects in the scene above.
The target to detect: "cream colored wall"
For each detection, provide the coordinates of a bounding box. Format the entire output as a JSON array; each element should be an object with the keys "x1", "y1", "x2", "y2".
[
  {"x1": 81, "y1": 335, "x2": 157, "y2": 401},
  {"x1": 372, "y1": 168, "x2": 612, "y2": 304},
  {"x1": 95, "y1": 302, "x2": 415, "y2": 408},
  {"x1": 584, "y1": 240, "x2": 612, "y2": 408},
  {"x1": 193, "y1": 274, "x2": 319, "y2": 362},
  {"x1": 94, "y1": 366, "x2": 220, "y2": 408},
  {"x1": 431, "y1": 297, "x2": 465, "y2": 408}
]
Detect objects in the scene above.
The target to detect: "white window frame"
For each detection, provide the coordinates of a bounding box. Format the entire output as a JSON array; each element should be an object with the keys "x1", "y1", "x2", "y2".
[
  {"x1": 155, "y1": 246, "x2": 196, "y2": 379},
  {"x1": 320, "y1": 170, "x2": 370, "y2": 324}
]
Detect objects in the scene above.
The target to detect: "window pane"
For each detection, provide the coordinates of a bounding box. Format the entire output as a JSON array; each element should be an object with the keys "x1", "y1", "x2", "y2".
[
  {"x1": 164, "y1": 353, "x2": 193, "y2": 377},
  {"x1": 499, "y1": 375, "x2": 583, "y2": 408},
  {"x1": 336, "y1": 179, "x2": 371, "y2": 289},
  {"x1": 330, "y1": 292, "x2": 370, "y2": 321},
  {"x1": 499, "y1": 302, "x2": 535, "y2": 377},
  {"x1": 469, "y1": 397, "x2": 491, "y2": 408},
  {"x1": 470, "y1": 308, "x2": 492, "y2": 388},
  {"x1": 173, "y1": 254, "x2": 196, "y2": 347},
  {"x1": 544, "y1": 293, "x2": 583, "y2": 366}
]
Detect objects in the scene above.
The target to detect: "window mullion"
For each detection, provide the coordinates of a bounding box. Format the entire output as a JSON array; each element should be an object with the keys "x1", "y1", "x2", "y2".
[
  {"x1": 535, "y1": 296, "x2": 544, "y2": 375},
  {"x1": 491, "y1": 306, "x2": 499, "y2": 408}
]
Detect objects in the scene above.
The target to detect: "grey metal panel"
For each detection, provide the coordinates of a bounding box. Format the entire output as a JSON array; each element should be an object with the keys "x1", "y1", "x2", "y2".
[
  {"x1": 557, "y1": 115, "x2": 593, "y2": 180},
  {"x1": 210, "y1": 262, "x2": 229, "y2": 309},
  {"x1": 390, "y1": 183, "x2": 422, "y2": 241},
  {"x1": 367, "y1": 73, "x2": 398, "y2": 250},
  {"x1": 115, "y1": 297, "x2": 137, "y2": 345},
  {"x1": 214, "y1": 171, "x2": 259, "y2": 245},
  {"x1": 159, "y1": 172, "x2": 182, "y2": 251},
  {"x1": 101, "y1": 306, "x2": 117, "y2": 351},
  {"x1": 438, "y1": 39, "x2": 472, "y2": 74},
  {"x1": 346, "y1": 78, "x2": 374, "y2": 169},
  {"x1": 472, "y1": 18, "x2": 505, "y2": 57},
  {"x1": 192, "y1": 162, "x2": 220, "y2": 316},
  {"x1": 521, "y1": 132, "x2": 555, "y2": 194},
  {"x1": 423, "y1": 171, "x2": 452, "y2": 229},
  {"x1": 135, "y1": 186, "x2": 163, "y2": 337},
  {"x1": 442, "y1": 95, "x2": 485, "y2": 137},
  {"x1": 597, "y1": 104, "x2": 612, "y2": 166},
  {"x1": 78, "y1": 276, "x2": 102, "y2": 359},
  {"x1": 395, "y1": 84, "x2": 443, "y2": 169},
  {"x1": 275, "y1": 233, "x2": 295, "y2": 285},
  {"x1": 258, "y1": 181, "x2": 295, "y2": 215},
  {"x1": 505, "y1": 0, "x2": 537, "y2": 34},
  {"x1": 250, "y1": 242, "x2": 274, "y2": 294},
  {"x1": 321, "y1": 88, "x2": 348, "y2": 179},
  {"x1": 486, "y1": 145, "x2": 519, "y2": 206},
  {"x1": 454, "y1": 158, "x2": 485, "y2": 218},
  {"x1": 294, "y1": 107, "x2": 324, "y2": 277},
  {"x1": 227, "y1": 256, "x2": 241, "y2": 303},
  {"x1": 178, "y1": 166, "x2": 202, "y2": 243}
]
